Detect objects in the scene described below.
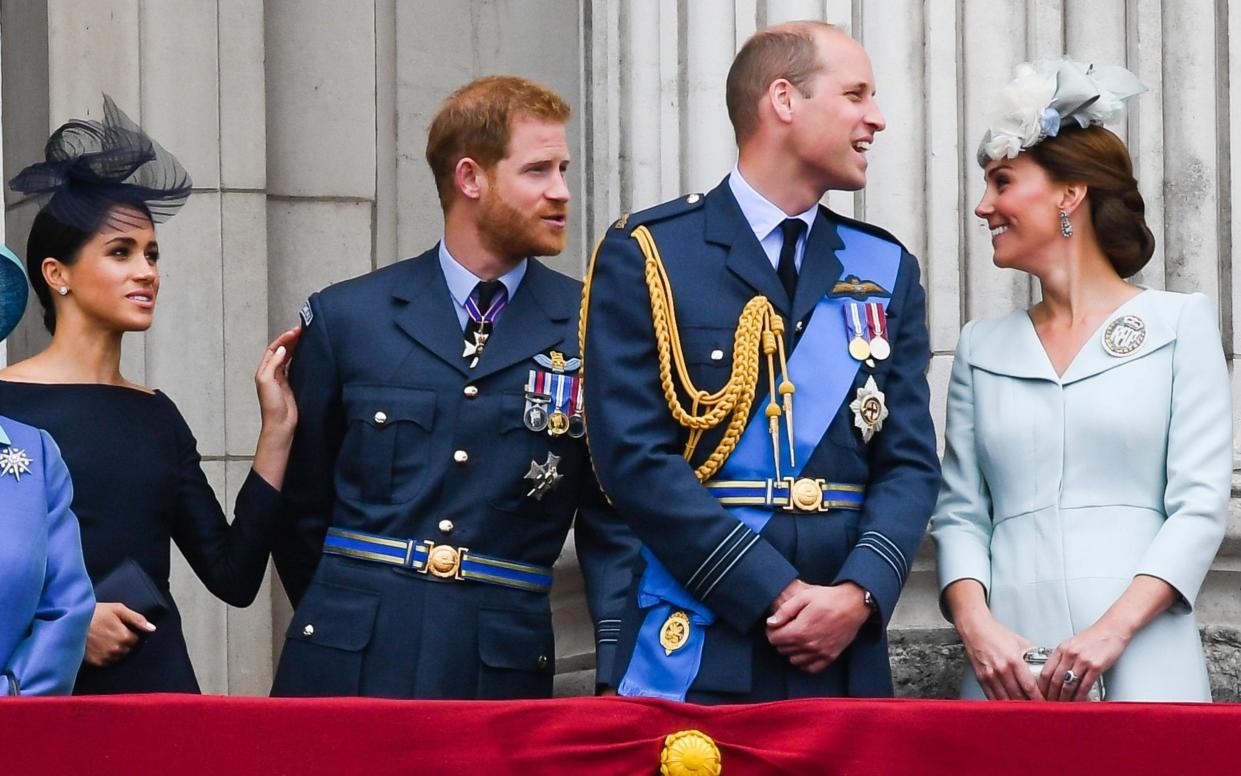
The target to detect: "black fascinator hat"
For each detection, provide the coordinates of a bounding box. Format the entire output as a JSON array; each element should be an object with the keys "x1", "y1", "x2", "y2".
[{"x1": 9, "y1": 94, "x2": 192, "y2": 232}]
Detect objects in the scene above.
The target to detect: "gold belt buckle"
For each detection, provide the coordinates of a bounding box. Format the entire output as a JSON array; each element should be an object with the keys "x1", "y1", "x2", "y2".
[
  {"x1": 783, "y1": 477, "x2": 828, "y2": 512},
  {"x1": 422, "y1": 542, "x2": 467, "y2": 580}
]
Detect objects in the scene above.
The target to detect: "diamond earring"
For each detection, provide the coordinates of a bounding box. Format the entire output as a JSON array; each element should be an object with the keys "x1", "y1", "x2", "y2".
[
  {"x1": 57, "y1": 286, "x2": 69, "y2": 296},
  {"x1": 1059, "y1": 210, "x2": 1073, "y2": 238}
]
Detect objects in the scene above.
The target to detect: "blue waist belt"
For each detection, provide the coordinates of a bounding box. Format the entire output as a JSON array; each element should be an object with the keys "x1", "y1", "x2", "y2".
[
  {"x1": 705, "y1": 478, "x2": 865, "y2": 512},
  {"x1": 322, "y1": 527, "x2": 553, "y2": 594}
]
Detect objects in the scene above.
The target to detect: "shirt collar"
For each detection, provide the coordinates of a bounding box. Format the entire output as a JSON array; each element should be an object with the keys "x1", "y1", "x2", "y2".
[
  {"x1": 728, "y1": 164, "x2": 819, "y2": 243},
  {"x1": 0, "y1": 418, "x2": 10, "y2": 447},
  {"x1": 437, "y1": 240, "x2": 528, "y2": 308}
]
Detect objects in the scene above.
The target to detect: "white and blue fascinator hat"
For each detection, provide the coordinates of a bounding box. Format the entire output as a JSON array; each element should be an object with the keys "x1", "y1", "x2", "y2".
[
  {"x1": 977, "y1": 58, "x2": 1146, "y2": 166},
  {"x1": 0, "y1": 244, "x2": 26, "y2": 342}
]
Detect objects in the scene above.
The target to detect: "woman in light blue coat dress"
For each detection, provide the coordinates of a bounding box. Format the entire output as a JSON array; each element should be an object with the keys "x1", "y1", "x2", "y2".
[
  {"x1": 930, "y1": 60, "x2": 1229, "y2": 702},
  {"x1": 0, "y1": 245, "x2": 94, "y2": 695}
]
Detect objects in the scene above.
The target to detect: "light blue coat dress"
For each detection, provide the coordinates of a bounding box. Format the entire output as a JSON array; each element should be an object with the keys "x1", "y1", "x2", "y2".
[
  {"x1": 930, "y1": 290, "x2": 1230, "y2": 701},
  {"x1": 0, "y1": 414, "x2": 94, "y2": 695}
]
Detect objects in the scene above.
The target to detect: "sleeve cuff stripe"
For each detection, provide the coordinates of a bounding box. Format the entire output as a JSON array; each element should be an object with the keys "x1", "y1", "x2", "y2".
[
  {"x1": 687, "y1": 527, "x2": 752, "y2": 598},
  {"x1": 686, "y1": 523, "x2": 747, "y2": 589},
  {"x1": 699, "y1": 533, "x2": 762, "y2": 601},
  {"x1": 857, "y1": 542, "x2": 903, "y2": 583},
  {"x1": 861, "y1": 531, "x2": 909, "y2": 576}
]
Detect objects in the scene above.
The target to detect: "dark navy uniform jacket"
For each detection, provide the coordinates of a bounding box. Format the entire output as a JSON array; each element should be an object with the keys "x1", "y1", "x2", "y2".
[
  {"x1": 583, "y1": 179, "x2": 941, "y2": 701},
  {"x1": 271, "y1": 247, "x2": 637, "y2": 699}
]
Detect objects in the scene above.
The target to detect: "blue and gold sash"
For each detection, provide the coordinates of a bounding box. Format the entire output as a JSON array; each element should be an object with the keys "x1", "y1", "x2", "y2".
[{"x1": 619, "y1": 223, "x2": 901, "y2": 700}]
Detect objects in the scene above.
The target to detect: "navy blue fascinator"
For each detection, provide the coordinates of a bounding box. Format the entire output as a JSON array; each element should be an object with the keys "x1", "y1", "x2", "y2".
[{"x1": 8, "y1": 95, "x2": 192, "y2": 232}]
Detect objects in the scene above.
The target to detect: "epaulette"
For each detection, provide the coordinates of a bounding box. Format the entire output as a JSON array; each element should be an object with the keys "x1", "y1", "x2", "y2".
[
  {"x1": 823, "y1": 207, "x2": 910, "y2": 253},
  {"x1": 614, "y1": 192, "x2": 706, "y2": 233}
]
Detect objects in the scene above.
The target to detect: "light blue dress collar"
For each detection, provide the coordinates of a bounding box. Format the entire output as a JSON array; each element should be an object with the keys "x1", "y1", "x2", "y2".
[{"x1": 728, "y1": 164, "x2": 818, "y2": 269}]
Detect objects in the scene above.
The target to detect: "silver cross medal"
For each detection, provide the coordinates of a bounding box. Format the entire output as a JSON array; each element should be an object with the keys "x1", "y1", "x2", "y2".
[
  {"x1": 524, "y1": 452, "x2": 563, "y2": 500},
  {"x1": 463, "y1": 324, "x2": 491, "y2": 369},
  {"x1": 0, "y1": 446, "x2": 33, "y2": 482}
]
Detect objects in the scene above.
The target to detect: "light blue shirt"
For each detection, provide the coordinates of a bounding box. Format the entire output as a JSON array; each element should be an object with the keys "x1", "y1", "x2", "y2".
[
  {"x1": 728, "y1": 164, "x2": 818, "y2": 272},
  {"x1": 437, "y1": 240, "x2": 528, "y2": 330}
]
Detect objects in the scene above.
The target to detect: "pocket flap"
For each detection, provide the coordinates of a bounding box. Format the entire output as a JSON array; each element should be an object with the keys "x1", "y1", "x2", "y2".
[
  {"x1": 477, "y1": 608, "x2": 554, "y2": 673},
  {"x1": 286, "y1": 583, "x2": 380, "y2": 652},
  {"x1": 343, "y1": 384, "x2": 436, "y2": 430}
]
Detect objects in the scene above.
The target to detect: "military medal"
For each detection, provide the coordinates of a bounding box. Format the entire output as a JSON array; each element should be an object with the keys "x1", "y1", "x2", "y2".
[
  {"x1": 524, "y1": 452, "x2": 563, "y2": 500},
  {"x1": 865, "y1": 302, "x2": 891, "y2": 361},
  {"x1": 659, "y1": 610, "x2": 692, "y2": 656},
  {"x1": 567, "y1": 379, "x2": 586, "y2": 438},
  {"x1": 849, "y1": 376, "x2": 889, "y2": 443},
  {"x1": 462, "y1": 325, "x2": 491, "y2": 368},
  {"x1": 0, "y1": 446, "x2": 33, "y2": 482},
  {"x1": 844, "y1": 303, "x2": 871, "y2": 362},
  {"x1": 1102, "y1": 314, "x2": 1146, "y2": 357},
  {"x1": 462, "y1": 287, "x2": 508, "y2": 368},
  {"x1": 547, "y1": 370, "x2": 570, "y2": 437},
  {"x1": 523, "y1": 371, "x2": 552, "y2": 432}
]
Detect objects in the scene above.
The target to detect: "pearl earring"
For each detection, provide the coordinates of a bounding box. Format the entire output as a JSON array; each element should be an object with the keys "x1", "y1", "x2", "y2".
[{"x1": 57, "y1": 286, "x2": 69, "y2": 296}]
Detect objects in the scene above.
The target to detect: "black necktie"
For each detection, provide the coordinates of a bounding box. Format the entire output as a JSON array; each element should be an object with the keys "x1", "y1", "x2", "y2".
[
  {"x1": 463, "y1": 280, "x2": 507, "y2": 367},
  {"x1": 776, "y1": 218, "x2": 805, "y2": 302}
]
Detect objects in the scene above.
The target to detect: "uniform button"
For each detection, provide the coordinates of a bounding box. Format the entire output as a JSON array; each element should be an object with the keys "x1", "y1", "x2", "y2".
[
  {"x1": 453, "y1": 449, "x2": 469, "y2": 464},
  {"x1": 795, "y1": 320, "x2": 805, "y2": 333},
  {"x1": 463, "y1": 385, "x2": 479, "y2": 398},
  {"x1": 302, "y1": 624, "x2": 315, "y2": 639},
  {"x1": 686, "y1": 193, "x2": 701, "y2": 204},
  {"x1": 537, "y1": 654, "x2": 549, "y2": 670},
  {"x1": 438, "y1": 519, "x2": 455, "y2": 534},
  {"x1": 710, "y1": 349, "x2": 724, "y2": 361},
  {"x1": 373, "y1": 411, "x2": 388, "y2": 425}
]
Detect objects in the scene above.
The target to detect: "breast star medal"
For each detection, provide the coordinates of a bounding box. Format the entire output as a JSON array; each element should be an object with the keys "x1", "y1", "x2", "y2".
[
  {"x1": 1102, "y1": 314, "x2": 1146, "y2": 357},
  {"x1": 0, "y1": 446, "x2": 33, "y2": 482},
  {"x1": 849, "y1": 376, "x2": 889, "y2": 443},
  {"x1": 524, "y1": 452, "x2": 563, "y2": 500},
  {"x1": 659, "y1": 610, "x2": 692, "y2": 656}
]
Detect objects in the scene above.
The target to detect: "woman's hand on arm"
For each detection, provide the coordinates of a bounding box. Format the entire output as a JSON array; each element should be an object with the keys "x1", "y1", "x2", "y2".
[
  {"x1": 83, "y1": 602, "x2": 155, "y2": 667},
  {"x1": 1041, "y1": 574, "x2": 1177, "y2": 701},
  {"x1": 945, "y1": 579, "x2": 1043, "y2": 701},
  {"x1": 252, "y1": 326, "x2": 301, "y2": 490}
]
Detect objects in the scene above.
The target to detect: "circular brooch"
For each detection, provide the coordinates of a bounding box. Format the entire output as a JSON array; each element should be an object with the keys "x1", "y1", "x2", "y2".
[{"x1": 1101, "y1": 314, "x2": 1146, "y2": 357}]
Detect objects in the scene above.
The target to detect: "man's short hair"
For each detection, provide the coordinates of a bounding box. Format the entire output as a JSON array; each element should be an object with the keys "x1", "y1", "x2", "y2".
[
  {"x1": 725, "y1": 21, "x2": 839, "y2": 144},
  {"x1": 426, "y1": 76, "x2": 571, "y2": 211}
]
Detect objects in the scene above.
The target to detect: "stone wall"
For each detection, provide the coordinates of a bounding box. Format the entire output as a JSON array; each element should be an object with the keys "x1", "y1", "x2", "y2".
[{"x1": 2, "y1": 0, "x2": 1238, "y2": 698}]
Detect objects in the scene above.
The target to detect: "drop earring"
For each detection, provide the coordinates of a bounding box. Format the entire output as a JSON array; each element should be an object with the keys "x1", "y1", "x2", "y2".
[
  {"x1": 57, "y1": 286, "x2": 69, "y2": 296},
  {"x1": 1059, "y1": 210, "x2": 1073, "y2": 238}
]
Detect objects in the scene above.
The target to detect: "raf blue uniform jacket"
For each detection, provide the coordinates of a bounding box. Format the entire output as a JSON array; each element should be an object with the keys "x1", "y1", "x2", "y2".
[
  {"x1": 0, "y1": 416, "x2": 94, "y2": 695},
  {"x1": 271, "y1": 248, "x2": 637, "y2": 699},
  {"x1": 583, "y1": 179, "x2": 941, "y2": 700}
]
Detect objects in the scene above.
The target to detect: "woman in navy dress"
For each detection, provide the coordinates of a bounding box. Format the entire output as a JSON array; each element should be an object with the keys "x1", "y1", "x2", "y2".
[
  {"x1": 0, "y1": 96, "x2": 299, "y2": 693},
  {"x1": 0, "y1": 244, "x2": 94, "y2": 695}
]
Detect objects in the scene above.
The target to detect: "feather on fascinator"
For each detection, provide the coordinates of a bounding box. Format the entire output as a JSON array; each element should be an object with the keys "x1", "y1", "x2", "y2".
[
  {"x1": 977, "y1": 58, "x2": 1146, "y2": 166},
  {"x1": 8, "y1": 95, "x2": 192, "y2": 232}
]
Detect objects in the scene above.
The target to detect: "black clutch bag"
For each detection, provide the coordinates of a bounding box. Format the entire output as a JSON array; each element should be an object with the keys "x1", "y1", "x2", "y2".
[{"x1": 92, "y1": 558, "x2": 170, "y2": 624}]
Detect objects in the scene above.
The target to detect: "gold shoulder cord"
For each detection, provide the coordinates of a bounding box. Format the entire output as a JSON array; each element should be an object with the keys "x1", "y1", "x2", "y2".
[{"x1": 579, "y1": 224, "x2": 795, "y2": 483}]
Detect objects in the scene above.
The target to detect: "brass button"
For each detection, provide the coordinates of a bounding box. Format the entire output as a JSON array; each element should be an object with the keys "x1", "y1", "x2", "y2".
[
  {"x1": 373, "y1": 411, "x2": 388, "y2": 425},
  {"x1": 710, "y1": 349, "x2": 724, "y2": 361},
  {"x1": 463, "y1": 385, "x2": 479, "y2": 398},
  {"x1": 453, "y1": 449, "x2": 469, "y2": 464},
  {"x1": 302, "y1": 624, "x2": 315, "y2": 639},
  {"x1": 537, "y1": 654, "x2": 549, "y2": 670},
  {"x1": 438, "y1": 519, "x2": 454, "y2": 534},
  {"x1": 686, "y1": 194, "x2": 700, "y2": 204}
]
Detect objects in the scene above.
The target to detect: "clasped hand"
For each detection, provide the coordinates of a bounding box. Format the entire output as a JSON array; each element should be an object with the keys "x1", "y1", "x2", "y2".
[
  {"x1": 84, "y1": 602, "x2": 156, "y2": 667},
  {"x1": 765, "y1": 579, "x2": 870, "y2": 674}
]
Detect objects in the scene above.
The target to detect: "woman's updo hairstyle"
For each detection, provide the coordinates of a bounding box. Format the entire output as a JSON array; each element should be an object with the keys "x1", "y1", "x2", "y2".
[{"x1": 1026, "y1": 123, "x2": 1155, "y2": 278}]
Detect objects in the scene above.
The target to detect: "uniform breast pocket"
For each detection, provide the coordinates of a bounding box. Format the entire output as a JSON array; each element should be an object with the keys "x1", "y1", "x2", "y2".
[
  {"x1": 680, "y1": 325, "x2": 736, "y2": 393},
  {"x1": 340, "y1": 384, "x2": 436, "y2": 504}
]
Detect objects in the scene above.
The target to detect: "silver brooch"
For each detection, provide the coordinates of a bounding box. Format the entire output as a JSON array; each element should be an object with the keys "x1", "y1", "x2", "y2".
[
  {"x1": 0, "y1": 447, "x2": 33, "y2": 482},
  {"x1": 1101, "y1": 314, "x2": 1146, "y2": 357}
]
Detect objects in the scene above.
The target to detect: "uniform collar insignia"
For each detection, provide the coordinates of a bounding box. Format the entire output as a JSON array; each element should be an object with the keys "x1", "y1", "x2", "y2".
[{"x1": 830, "y1": 275, "x2": 891, "y2": 300}]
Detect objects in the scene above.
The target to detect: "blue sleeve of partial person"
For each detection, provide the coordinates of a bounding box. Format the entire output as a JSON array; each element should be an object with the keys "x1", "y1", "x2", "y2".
[{"x1": 6, "y1": 431, "x2": 94, "y2": 695}]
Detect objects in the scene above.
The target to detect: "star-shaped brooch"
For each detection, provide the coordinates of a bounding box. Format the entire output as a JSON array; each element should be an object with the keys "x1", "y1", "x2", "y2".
[
  {"x1": 0, "y1": 446, "x2": 33, "y2": 482},
  {"x1": 524, "y1": 452, "x2": 563, "y2": 500}
]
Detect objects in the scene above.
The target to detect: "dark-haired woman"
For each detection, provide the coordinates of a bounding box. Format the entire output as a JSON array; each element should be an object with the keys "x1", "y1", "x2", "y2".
[
  {"x1": 930, "y1": 61, "x2": 1228, "y2": 702},
  {"x1": 0, "y1": 96, "x2": 300, "y2": 693}
]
